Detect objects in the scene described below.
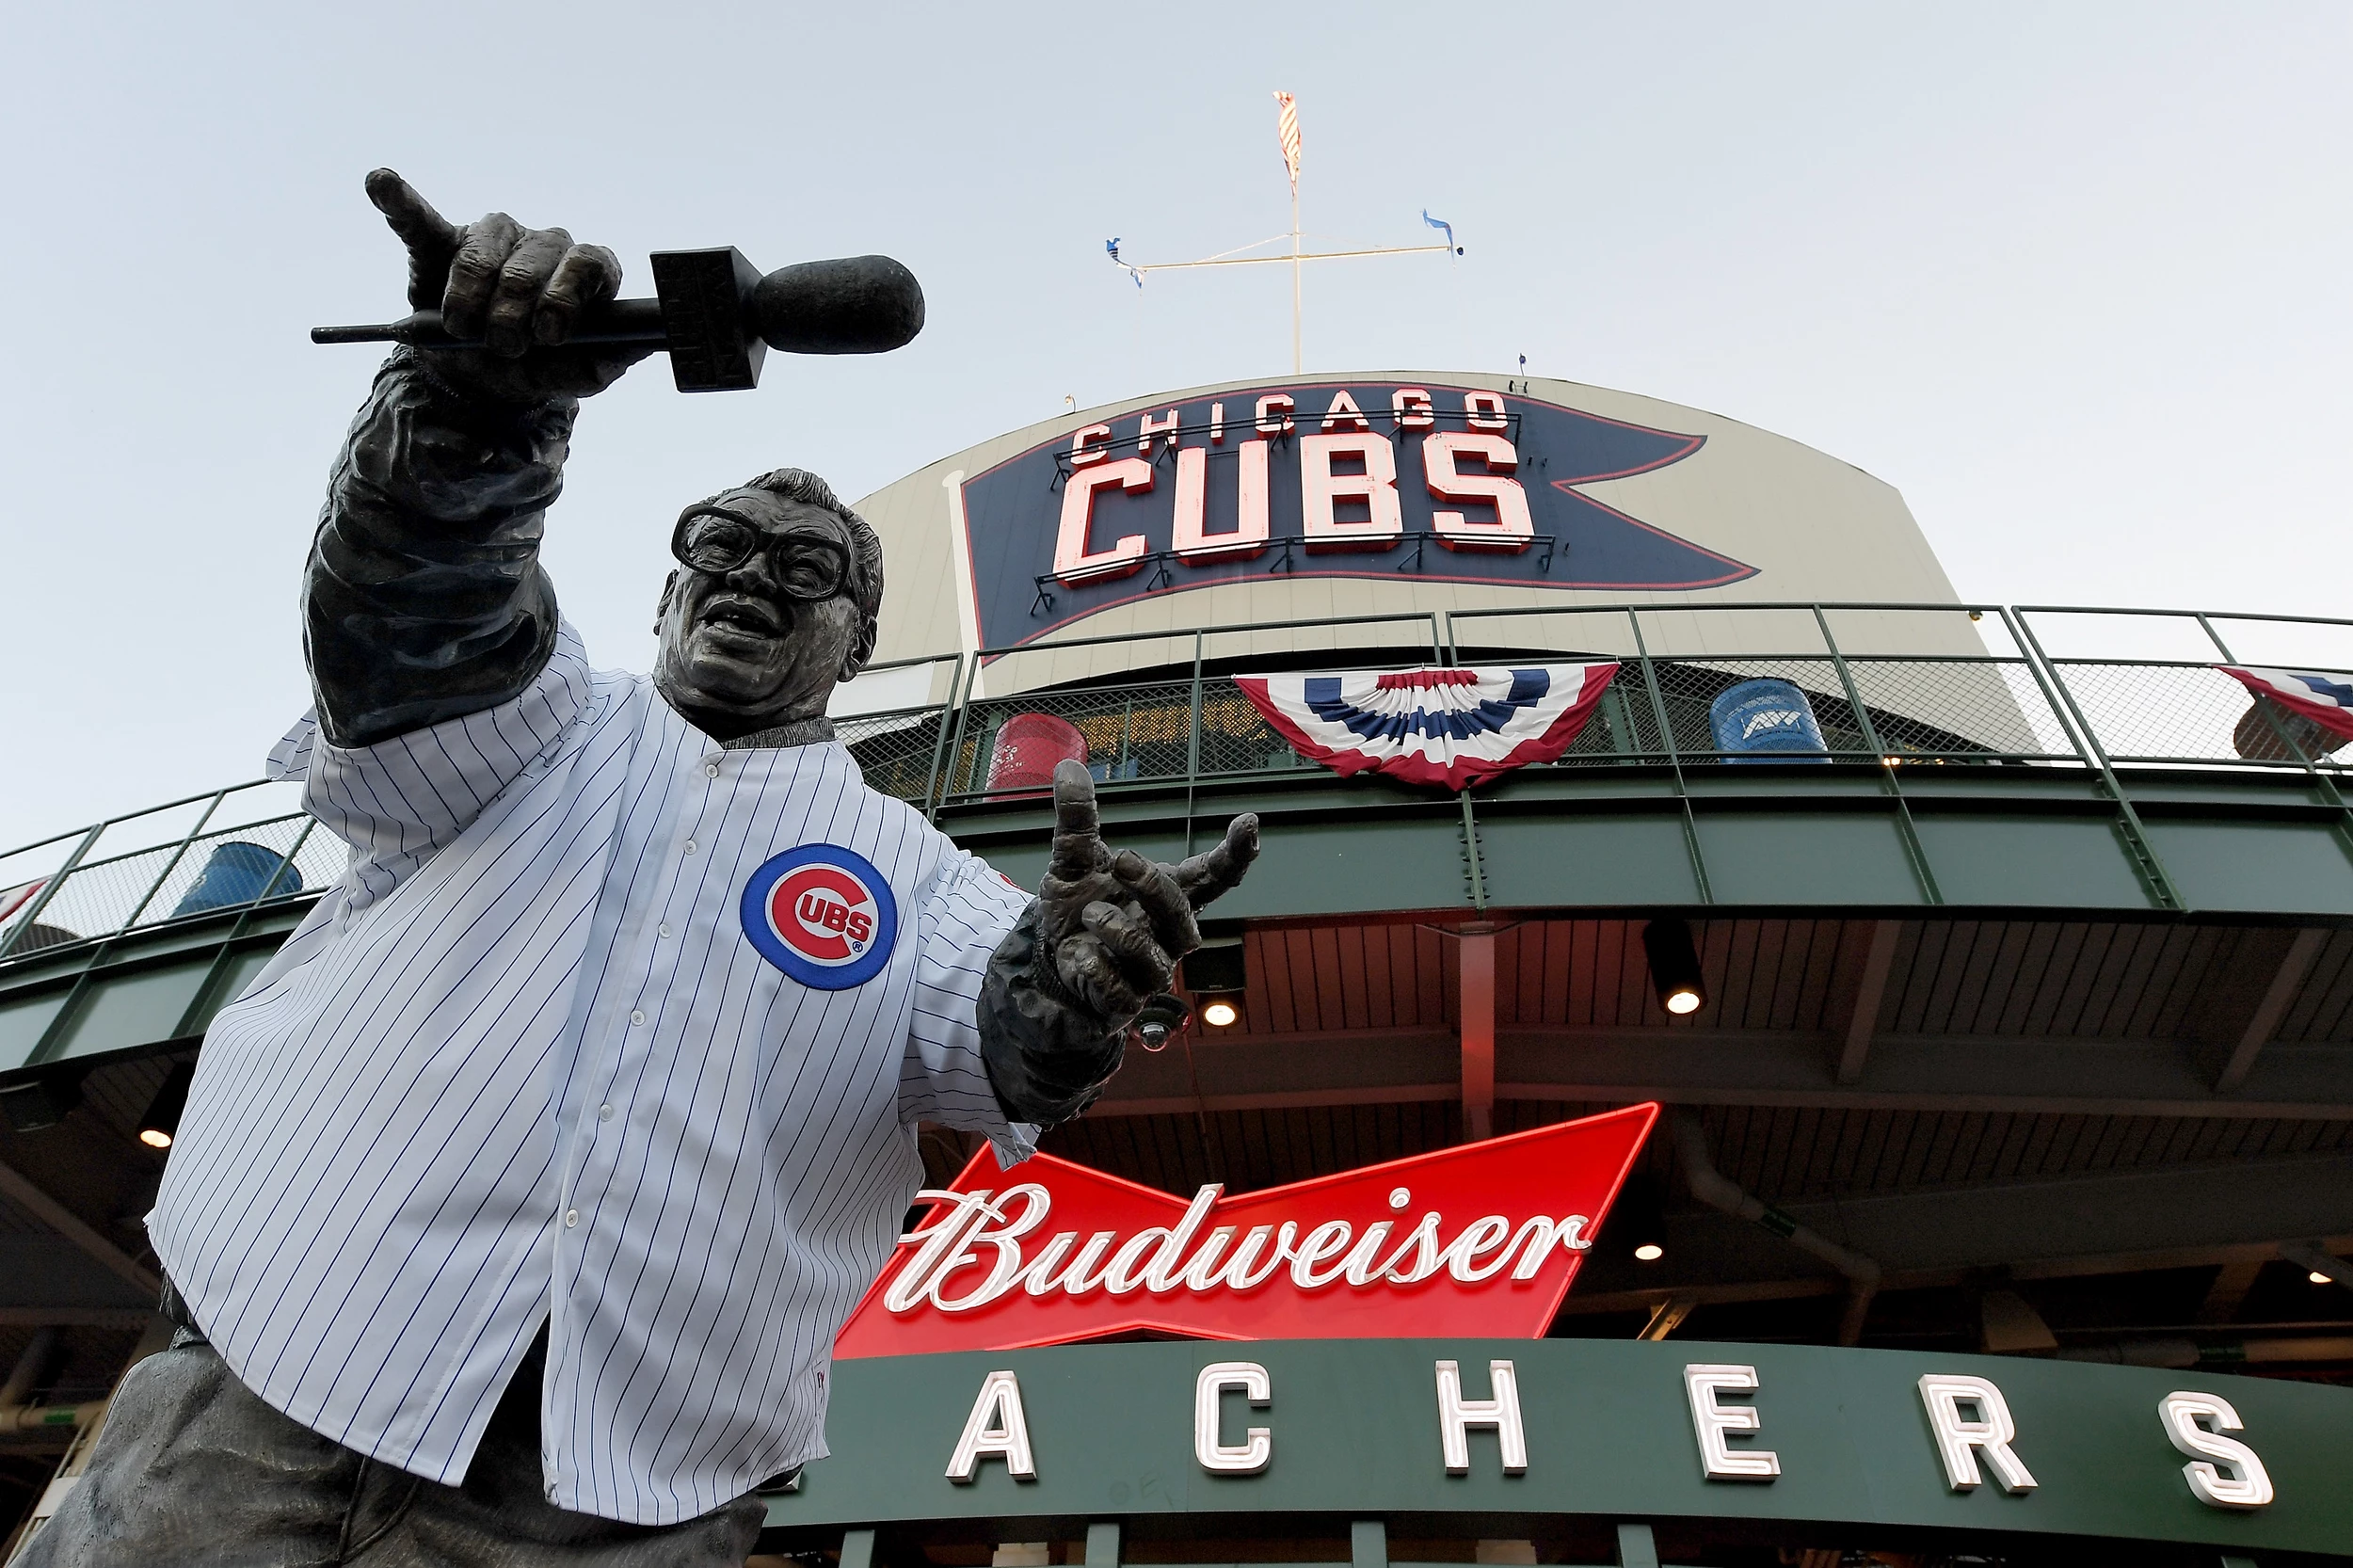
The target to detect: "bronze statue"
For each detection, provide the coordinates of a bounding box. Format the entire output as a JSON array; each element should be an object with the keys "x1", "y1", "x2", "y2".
[{"x1": 25, "y1": 172, "x2": 1256, "y2": 1568}]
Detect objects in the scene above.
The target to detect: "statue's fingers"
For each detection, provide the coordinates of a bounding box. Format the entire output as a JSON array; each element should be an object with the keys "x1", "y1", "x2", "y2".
[
  {"x1": 1173, "y1": 813, "x2": 1261, "y2": 909},
  {"x1": 1047, "y1": 760, "x2": 1109, "y2": 882},
  {"x1": 366, "y1": 168, "x2": 462, "y2": 312},
  {"x1": 1081, "y1": 901, "x2": 1176, "y2": 996},
  {"x1": 1056, "y1": 933, "x2": 1144, "y2": 1021},
  {"x1": 365, "y1": 168, "x2": 460, "y2": 261},
  {"x1": 483, "y1": 228, "x2": 572, "y2": 357},
  {"x1": 440, "y1": 211, "x2": 524, "y2": 338},
  {"x1": 1110, "y1": 852, "x2": 1200, "y2": 957},
  {"x1": 536, "y1": 243, "x2": 622, "y2": 345}
]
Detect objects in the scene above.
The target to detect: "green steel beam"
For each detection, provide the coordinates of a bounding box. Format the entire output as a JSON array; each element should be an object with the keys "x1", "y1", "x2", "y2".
[
  {"x1": 1095, "y1": 1024, "x2": 2353, "y2": 1121},
  {"x1": 9, "y1": 766, "x2": 2353, "y2": 1081}
]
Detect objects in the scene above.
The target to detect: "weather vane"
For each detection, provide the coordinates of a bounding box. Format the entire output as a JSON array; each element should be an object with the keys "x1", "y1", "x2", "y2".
[{"x1": 1105, "y1": 92, "x2": 1463, "y2": 374}]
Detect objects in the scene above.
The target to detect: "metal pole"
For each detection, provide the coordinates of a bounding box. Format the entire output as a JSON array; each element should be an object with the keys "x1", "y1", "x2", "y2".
[
  {"x1": 1458, "y1": 792, "x2": 1487, "y2": 913},
  {"x1": 120, "y1": 791, "x2": 229, "y2": 930},
  {"x1": 0, "y1": 824, "x2": 104, "y2": 961},
  {"x1": 1628, "y1": 608, "x2": 1712, "y2": 904},
  {"x1": 2010, "y1": 610, "x2": 2184, "y2": 912},
  {"x1": 1995, "y1": 606, "x2": 2094, "y2": 761},
  {"x1": 1290, "y1": 184, "x2": 1303, "y2": 374},
  {"x1": 168, "y1": 820, "x2": 317, "y2": 1045},
  {"x1": 1812, "y1": 606, "x2": 1941, "y2": 904},
  {"x1": 920, "y1": 655, "x2": 964, "y2": 824},
  {"x1": 1184, "y1": 631, "x2": 1207, "y2": 856},
  {"x1": 2196, "y1": 614, "x2": 2353, "y2": 863},
  {"x1": 937, "y1": 652, "x2": 981, "y2": 819},
  {"x1": 2193, "y1": 613, "x2": 2319, "y2": 766}
]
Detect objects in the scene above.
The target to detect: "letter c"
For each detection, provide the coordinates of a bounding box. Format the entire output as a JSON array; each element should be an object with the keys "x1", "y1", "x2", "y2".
[
  {"x1": 1195, "y1": 1361, "x2": 1272, "y2": 1474},
  {"x1": 1054, "y1": 459, "x2": 1153, "y2": 584}
]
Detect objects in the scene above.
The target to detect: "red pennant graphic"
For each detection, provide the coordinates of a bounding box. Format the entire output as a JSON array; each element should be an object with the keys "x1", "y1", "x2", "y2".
[{"x1": 836, "y1": 1103, "x2": 1657, "y2": 1357}]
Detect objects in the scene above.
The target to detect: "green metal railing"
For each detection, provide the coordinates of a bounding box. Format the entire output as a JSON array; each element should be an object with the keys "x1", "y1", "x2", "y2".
[{"x1": 6, "y1": 603, "x2": 2349, "y2": 967}]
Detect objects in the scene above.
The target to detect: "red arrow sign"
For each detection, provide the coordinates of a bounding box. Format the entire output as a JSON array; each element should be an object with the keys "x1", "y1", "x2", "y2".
[{"x1": 837, "y1": 1103, "x2": 1657, "y2": 1357}]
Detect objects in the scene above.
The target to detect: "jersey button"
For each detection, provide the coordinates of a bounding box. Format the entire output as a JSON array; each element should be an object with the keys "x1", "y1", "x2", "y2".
[
  {"x1": 705, "y1": 760, "x2": 721, "y2": 777},
  {"x1": 564, "y1": 1208, "x2": 580, "y2": 1227},
  {"x1": 684, "y1": 840, "x2": 697, "y2": 855},
  {"x1": 600, "y1": 1103, "x2": 615, "y2": 1121},
  {"x1": 630, "y1": 1010, "x2": 645, "y2": 1026},
  {"x1": 657, "y1": 923, "x2": 671, "y2": 939}
]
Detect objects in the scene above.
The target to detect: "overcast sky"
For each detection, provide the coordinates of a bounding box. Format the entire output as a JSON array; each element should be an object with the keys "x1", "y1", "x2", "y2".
[{"x1": 2, "y1": 2, "x2": 2346, "y2": 843}]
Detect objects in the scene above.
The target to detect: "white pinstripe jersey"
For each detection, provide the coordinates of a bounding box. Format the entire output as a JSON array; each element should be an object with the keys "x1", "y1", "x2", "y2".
[{"x1": 148, "y1": 623, "x2": 1034, "y2": 1526}]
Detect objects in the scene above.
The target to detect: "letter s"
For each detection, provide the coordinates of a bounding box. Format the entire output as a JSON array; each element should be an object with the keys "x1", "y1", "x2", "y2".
[{"x1": 1423, "y1": 433, "x2": 1532, "y2": 552}]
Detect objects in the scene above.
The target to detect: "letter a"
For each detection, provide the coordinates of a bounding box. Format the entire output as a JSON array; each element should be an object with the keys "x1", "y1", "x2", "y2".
[{"x1": 945, "y1": 1368, "x2": 1038, "y2": 1481}]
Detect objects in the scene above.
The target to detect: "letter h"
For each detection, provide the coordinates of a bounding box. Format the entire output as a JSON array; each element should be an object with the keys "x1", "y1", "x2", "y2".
[{"x1": 1434, "y1": 1358, "x2": 1526, "y2": 1475}]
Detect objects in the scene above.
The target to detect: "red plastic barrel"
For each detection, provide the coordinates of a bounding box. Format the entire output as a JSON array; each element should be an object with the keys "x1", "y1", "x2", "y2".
[{"x1": 987, "y1": 713, "x2": 1089, "y2": 795}]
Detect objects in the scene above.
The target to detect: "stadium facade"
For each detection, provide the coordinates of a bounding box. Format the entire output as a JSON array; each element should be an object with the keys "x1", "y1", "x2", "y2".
[{"x1": 0, "y1": 371, "x2": 2348, "y2": 1564}]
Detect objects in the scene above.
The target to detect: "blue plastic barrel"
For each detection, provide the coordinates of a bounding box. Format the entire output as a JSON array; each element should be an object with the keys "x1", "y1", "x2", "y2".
[
  {"x1": 171, "y1": 841, "x2": 298, "y2": 917},
  {"x1": 1709, "y1": 679, "x2": 1831, "y2": 763}
]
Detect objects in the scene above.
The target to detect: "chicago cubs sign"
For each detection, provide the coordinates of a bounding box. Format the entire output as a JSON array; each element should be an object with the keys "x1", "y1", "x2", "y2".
[
  {"x1": 741, "y1": 844, "x2": 898, "y2": 989},
  {"x1": 834, "y1": 1103, "x2": 1656, "y2": 1356},
  {"x1": 955, "y1": 381, "x2": 1753, "y2": 651}
]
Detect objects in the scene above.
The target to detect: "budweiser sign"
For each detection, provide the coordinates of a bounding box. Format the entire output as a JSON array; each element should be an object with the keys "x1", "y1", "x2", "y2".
[{"x1": 836, "y1": 1104, "x2": 1657, "y2": 1356}]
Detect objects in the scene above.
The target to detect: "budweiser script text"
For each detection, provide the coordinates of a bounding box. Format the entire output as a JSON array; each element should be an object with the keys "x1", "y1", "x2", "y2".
[
  {"x1": 835, "y1": 1107, "x2": 1658, "y2": 1353},
  {"x1": 887, "y1": 1183, "x2": 1595, "y2": 1314}
]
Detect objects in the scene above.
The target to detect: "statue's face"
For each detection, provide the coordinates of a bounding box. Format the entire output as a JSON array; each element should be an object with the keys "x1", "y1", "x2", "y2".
[{"x1": 652, "y1": 489, "x2": 875, "y2": 740}]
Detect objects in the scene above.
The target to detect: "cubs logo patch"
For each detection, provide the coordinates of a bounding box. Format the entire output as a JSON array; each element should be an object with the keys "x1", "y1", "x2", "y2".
[{"x1": 740, "y1": 844, "x2": 898, "y2": 990}]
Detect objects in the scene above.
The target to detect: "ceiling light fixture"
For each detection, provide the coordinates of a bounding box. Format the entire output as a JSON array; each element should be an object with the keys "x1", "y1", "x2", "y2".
[
  {"x1": 1610, "y1": 1173, "x2": 1668, "y2": 1265},
  {"x1": 137, "y1": 1060, "x2": 198, "y2": 1150},
  {"x1": 1181, "y1": 938, "x2": 1247, "y2": 1032},
  {"x1": 1642, "y1": 919, "x2": 1706, "y2": 1016}
]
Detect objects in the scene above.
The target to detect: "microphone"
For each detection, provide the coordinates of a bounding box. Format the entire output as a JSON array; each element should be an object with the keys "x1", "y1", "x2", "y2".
[{"x1": 311, "y1": 248, "x2": 925, "y2": 393}]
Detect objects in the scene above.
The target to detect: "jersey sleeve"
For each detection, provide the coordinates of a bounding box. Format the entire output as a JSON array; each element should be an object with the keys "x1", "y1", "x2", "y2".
[
  {"x1": 303, "y1": 349, "x2": 573, "y2": 747},
  {"x1": 265, "y1": 621, "x2": 599, "y2": 904},
  {"x1": 902, "y1": 847, "x2": 1039, "y2": 1165}
]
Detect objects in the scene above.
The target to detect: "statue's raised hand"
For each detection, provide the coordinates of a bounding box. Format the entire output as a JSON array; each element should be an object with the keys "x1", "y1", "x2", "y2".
[
  {"x1": 1038, "y1": 760, "x2": 1258, "y2": 1026},
  {"x1": 364, "y1": 168, "x2": 652, "y2": 403}
]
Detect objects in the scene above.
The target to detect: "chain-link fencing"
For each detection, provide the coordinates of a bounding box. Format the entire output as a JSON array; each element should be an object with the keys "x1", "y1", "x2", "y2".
[{"x1": 11, "y1": 605, "x2": 2353, "y2": 959}]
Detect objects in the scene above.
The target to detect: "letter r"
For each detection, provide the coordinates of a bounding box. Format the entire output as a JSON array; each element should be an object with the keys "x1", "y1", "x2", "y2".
[{"x1": 1917, "y1": 1374, "x2": 2036, "y2": 1494}]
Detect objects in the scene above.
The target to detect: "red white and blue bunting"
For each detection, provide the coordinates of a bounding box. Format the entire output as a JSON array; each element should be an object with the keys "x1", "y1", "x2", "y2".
[
  {"x1": 1235, "y1": 664, "x2": 1620, "y2": 791},
  {"x1": 2217, "y1": 665, "x2": 2353, "y2": 743}
]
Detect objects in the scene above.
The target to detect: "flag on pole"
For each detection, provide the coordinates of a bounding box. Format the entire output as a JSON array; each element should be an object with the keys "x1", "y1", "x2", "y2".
[
  {"x1": 1273, "y1": 91, "x2": 1302, "y2": 192},
  {"x1": 2217, "y1": 665, "x2": 2353, "y2": 744},
  {"x1": 1235, "y1": 664, "x2": 1620, "y2": 791},
  {"x1": 1104, "y1": 237, "x2": 1141, "y2": 288}
]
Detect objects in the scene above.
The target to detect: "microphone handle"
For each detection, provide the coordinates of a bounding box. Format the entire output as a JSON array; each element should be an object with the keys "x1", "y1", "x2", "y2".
[{"x1": 311, "y1": 297, "x2": 671, "y2": 349}]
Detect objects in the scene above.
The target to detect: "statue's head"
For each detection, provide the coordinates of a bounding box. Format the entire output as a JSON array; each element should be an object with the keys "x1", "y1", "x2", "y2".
[{"x1": 652, "y1": 468, "x2": 884, "y2": 741}]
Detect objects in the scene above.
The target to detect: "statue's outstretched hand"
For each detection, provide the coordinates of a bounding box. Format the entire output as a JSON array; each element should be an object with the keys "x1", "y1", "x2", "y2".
[
  {"x1": 1037, "y1": 760, "x2": 1259, "y2": 1026},
  {"x1": 364, "y1": 168, "x2": 653, "y2": 403}
]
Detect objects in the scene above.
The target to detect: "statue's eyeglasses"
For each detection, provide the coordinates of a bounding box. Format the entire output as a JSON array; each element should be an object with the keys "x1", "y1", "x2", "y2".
[{"x1": 670, "y1": 508, "x2": 852, "y2": 602}]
